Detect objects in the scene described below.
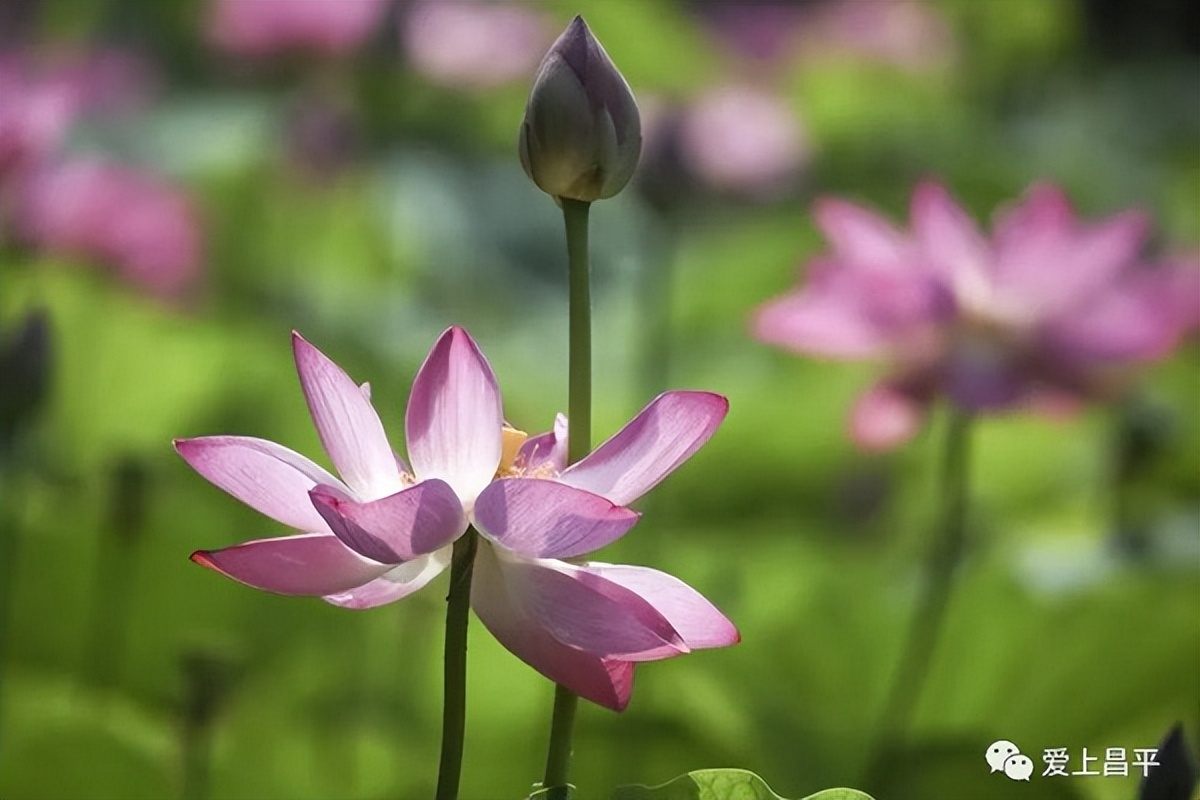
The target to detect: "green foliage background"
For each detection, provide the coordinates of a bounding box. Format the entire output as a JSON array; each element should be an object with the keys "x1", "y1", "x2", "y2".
[{"x1": 1, "y1": 1, "x2": 1197, "y2": 799}]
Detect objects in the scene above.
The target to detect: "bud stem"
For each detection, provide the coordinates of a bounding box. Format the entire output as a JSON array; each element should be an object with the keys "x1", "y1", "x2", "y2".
[{"x1": 542, "y1": 197, "x2": 592, "y2": 798}]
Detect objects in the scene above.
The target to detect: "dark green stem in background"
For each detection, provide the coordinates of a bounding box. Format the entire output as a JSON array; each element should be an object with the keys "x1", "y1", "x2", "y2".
[
  {"x1": 865, "y1": 409, "x2": 973, "y2": 785},
  {"x1": 435, "y1": 530, "x2": 478, "y2": 800},
  {"x1": 541, "y1": 198, "x2": 593, "y2": 799}
]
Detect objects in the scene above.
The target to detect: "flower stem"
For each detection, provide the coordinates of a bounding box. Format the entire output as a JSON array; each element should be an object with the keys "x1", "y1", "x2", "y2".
[
  {"x1": 541, "y1": 197, "x2": 592, "y2": 799},
  {"x1": 866, "y1": 408, "x2": 972, "y2": 785},
  {"x1": 435, "y1": 529, "x2": 478, "y2": 800}
]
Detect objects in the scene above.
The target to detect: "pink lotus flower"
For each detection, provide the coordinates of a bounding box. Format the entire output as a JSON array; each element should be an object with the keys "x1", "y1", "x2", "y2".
[
  {"x1": 17, "y1": 159, "x2": 202, "y2": 302},
  {"x1": 401, "y1": 0, "x2": 549, "y2": 90},
  {"x1": 753, "y1": 182, "x2": 1200, "y2": 451},
  {"x1": 178, "y1": 328, "x2": 737, "y2": 710},
  {"x1": 677, "y1": 84, "x2": 809, "y2": 199},
  {"x1": 207, "y1": 0, "x2": 387, "y2": 59}
]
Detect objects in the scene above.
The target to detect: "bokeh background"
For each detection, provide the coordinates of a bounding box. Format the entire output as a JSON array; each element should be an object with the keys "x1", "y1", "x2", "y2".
[{"x1": 1, "y1": 1, "x2": 1197, "y2": 799}]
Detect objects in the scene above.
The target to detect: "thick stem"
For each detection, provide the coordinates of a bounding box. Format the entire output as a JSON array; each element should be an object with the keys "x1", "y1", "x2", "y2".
[
  {"x1": 866, "y1": 408, "x2": 972, "y2": 784},
  {"x1": 435, "y1": 530, "x2": 478, "y2": 800},
  {"x1": 541, "y1": 198, "x2": 592, "y2": 799}
]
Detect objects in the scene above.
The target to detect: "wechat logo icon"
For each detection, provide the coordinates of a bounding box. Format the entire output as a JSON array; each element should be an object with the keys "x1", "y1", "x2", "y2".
[{"x1": 986, "y1": 740, "x2": 1032, "y2": 781}]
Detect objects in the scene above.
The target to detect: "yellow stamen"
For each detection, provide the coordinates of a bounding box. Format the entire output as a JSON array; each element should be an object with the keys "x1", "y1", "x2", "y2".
[{"x1": 499, "y1": 425, "x2": 529, "y2": 477}]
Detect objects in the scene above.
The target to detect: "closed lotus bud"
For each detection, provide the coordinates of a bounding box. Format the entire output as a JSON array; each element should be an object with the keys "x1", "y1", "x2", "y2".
[{"x1": 519, "y1": 15, "x2": 641, "y2": 202}]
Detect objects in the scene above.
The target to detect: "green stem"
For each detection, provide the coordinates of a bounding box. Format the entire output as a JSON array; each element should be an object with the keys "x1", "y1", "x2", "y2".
[
  {"x1": 541, "y1": 198, "x2": 592, "y2": 798},
  {"x1": 866, "y1": 408, "x2": 972, "y2": 784},
  {"x1": 563, "y1": 198, "x2": 592, "y2": 467},
  {"x1": 435, "y1": 530, "x2": 478, "y2": 800}
]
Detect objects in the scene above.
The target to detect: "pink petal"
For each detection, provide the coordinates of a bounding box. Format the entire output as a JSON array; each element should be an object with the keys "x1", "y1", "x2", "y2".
[
  {"x1": 560, "y1": 391, "x2": 728, "y2": 506},
  {"x1": 814, "y1": 197, "x2": 911, "y2": 269},
  {"x1": 471, "y1": 545, "x2": 635, "y2": 711},
  {"x1": 1041, "y1": 273, "x2": 1181, "y2": 362},
  {"x1": 310, "y1": 478, "x2": 466, "y2": 564},
  {"x1": 191, "y1": 532, "x2": 390, "y2": 595},
  {"x1": 323, "y1": 546, "x2": 452, "y2": 609},
  {"x1": 516, "y1": 413, "x2": 568, "y2": 473},
  {"x1": 405, "y1": 327, "x2": 503, "y2": 503},
  {"x1": 752, "y1": 267, "x2": 893, "y2": 359},
  {"x1": 993, "y1": 186, "x2": 1149, "y2": 315},
  {"x1": 174, "y1": 436, "x2": 344, "y2": 532},
  {"x1": 292, "y1": 333, "x2": 401, "y2": 501},
  {"x1": 910, "y1": 181, "x2": 991, "y2": 286},
  {"x1": 577, "y1": 562, "x2": 739, "y2": 660},
  {"x1": 474, "y1": 478, "x2": 639, "y2": 559},
  {"x1": 848, "y1": 383, "x2": 926, "y2": 452},
  {"x1": 485, "y1": 549, "x2": 685, "y2": 659}
]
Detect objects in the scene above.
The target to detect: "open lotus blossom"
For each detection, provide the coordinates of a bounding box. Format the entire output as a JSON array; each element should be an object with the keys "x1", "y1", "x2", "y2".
[
  {"x1": 753, "y1": 181, "x2": 1200, "y2": 451},
  {"x1": 177, "y1": 327, "x2": 737, "y2": 710}
]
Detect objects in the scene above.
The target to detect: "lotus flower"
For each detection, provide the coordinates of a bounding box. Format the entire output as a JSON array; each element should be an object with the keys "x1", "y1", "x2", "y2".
[
  {"x1": 207, "y1": 0, "x2": 387, "y2": 59},
  {"x1": 401, "y1": 0, "x2": 548, "y2": 90},
  {"x1": 753, "y1": 181, "x2": 1200, "y2": 450},
  {"x1": 17, "y1": 159, "x2": 202, "y2": 302},
  {"x1": 178, "y1": 328, "x2": 737, "y2": 710}
]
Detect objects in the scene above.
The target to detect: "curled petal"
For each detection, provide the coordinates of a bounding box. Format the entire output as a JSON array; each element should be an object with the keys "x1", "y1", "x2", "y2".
[
  {"x1": 293, "y1": 333, "x2": 401, "y2": 501},
  {"x1": 174, "y1": 436, "x2": 344, "y2": 533},
  {"x1": 561, "y1": 391, "x2": 728, "y2": 506},
  {"x1": 405, "y1": 327, "x2": 503, "y2": 503},
  {"x1": 482, "y1": 549, "x2": 684, "y2": 658},
  {"x1": 324, "y1": 546, "x2": 452, "y2": 609},
  {"x1": 474, "y1": 478, "x2": 638, "y2": 559},
  {"x1": 575, "y1": 562, "x2": 740, "y2": 660},
  {"x1": 191, "y1": 532, "x2": 390, "y2": 595},
  {"x1": 516, "y1": 413, "x2": 568, "y2": 473},
  {"x1": 471, "y1": 545, "x2": 635, "y2": 711},
  {"x1": 310, "y1": 479, "x2": 466, "y2": 564}
]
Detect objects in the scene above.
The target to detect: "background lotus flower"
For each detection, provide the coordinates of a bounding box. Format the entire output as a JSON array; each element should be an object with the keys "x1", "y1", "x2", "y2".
[
  {"x1": 753, "y1": 181, "x2": 1200, "y2": 450},
  {"x1": 207, "y1": 0, "x2": 387, "y2": 59},
  {"x1": 401, "y1": 0, "x2": 549, "y2": 90},
  {"x1": 180, "y1": 328, "x2": 736, "y2": 711},
  {"x1": 16, "y1": 159, "x2": 203, "y2": 302}
]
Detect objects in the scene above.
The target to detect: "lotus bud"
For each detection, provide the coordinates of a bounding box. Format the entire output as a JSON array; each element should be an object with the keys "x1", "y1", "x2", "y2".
[{"x1": 518, "y1": 15, "x2": 641, "y2": 202}]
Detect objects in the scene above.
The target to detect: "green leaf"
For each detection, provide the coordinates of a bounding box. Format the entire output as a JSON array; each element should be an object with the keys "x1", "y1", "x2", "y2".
[{"x1": 611, "y1": 769, "x2": 874, "y2": 800}]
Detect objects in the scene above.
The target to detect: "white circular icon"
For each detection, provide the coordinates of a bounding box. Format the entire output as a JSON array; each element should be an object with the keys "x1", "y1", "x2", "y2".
[
  {"x1": 985, "y1": 740, "x2": 1020, "y2": 772},
  {"x1": 1004, "y1": 753, "x2": 1034, "y2": 781}
]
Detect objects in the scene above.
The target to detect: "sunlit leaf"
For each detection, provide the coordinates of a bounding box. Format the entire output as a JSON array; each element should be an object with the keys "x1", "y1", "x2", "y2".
[{"x1": 611, "y1": 769, "x2": 873, "y2": 800}]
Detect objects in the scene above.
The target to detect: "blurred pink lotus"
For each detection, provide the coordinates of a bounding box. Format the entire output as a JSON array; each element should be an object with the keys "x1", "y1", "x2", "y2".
[
  {"x1": 0, "y1": 50, "x2": 154, "y2": 187},
  {"x1": 18, "y1": 160, "x2": 203, "y2": 302},
  {"x1": 753, "y1": 182, "x2": 1200, "y2": 450},
  {"x1": 678, "y1": 84, "x2": 809, "y2": 199},
  {"x1": 401, "y1": 0, "x2": 548, "y2": 89},
  {"x1": 208, "y1": 0, "x2": 388, "y2": 58}
]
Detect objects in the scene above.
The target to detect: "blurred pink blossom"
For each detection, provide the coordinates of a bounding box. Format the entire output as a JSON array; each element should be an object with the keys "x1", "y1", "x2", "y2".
[
  {"x1": 401, "y1": 0, "x2": 549, "y2": 89},
  {"x1": 677, "y1": 84, "x2": 809, "y2": 199},
  {"x1": 18, "y1": 160, "x2": 203, "y2": 302},
  {"x1": 795, "y1": 0, "x2": 956, "y2": 70},
  {"x1": 753, "y1": 182, "x2": 1200, "y2": 451},
  {"x1": 208, "y1": 0, "x2": 388, "y2": 59},
  {"x1": 0, "y1": 50, "x2": 154, "y2": 185}
]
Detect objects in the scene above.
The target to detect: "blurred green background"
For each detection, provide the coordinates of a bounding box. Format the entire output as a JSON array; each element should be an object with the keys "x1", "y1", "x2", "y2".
[{"x1": 1, "y1": 1, "x2": 1197, "y2": 799}]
